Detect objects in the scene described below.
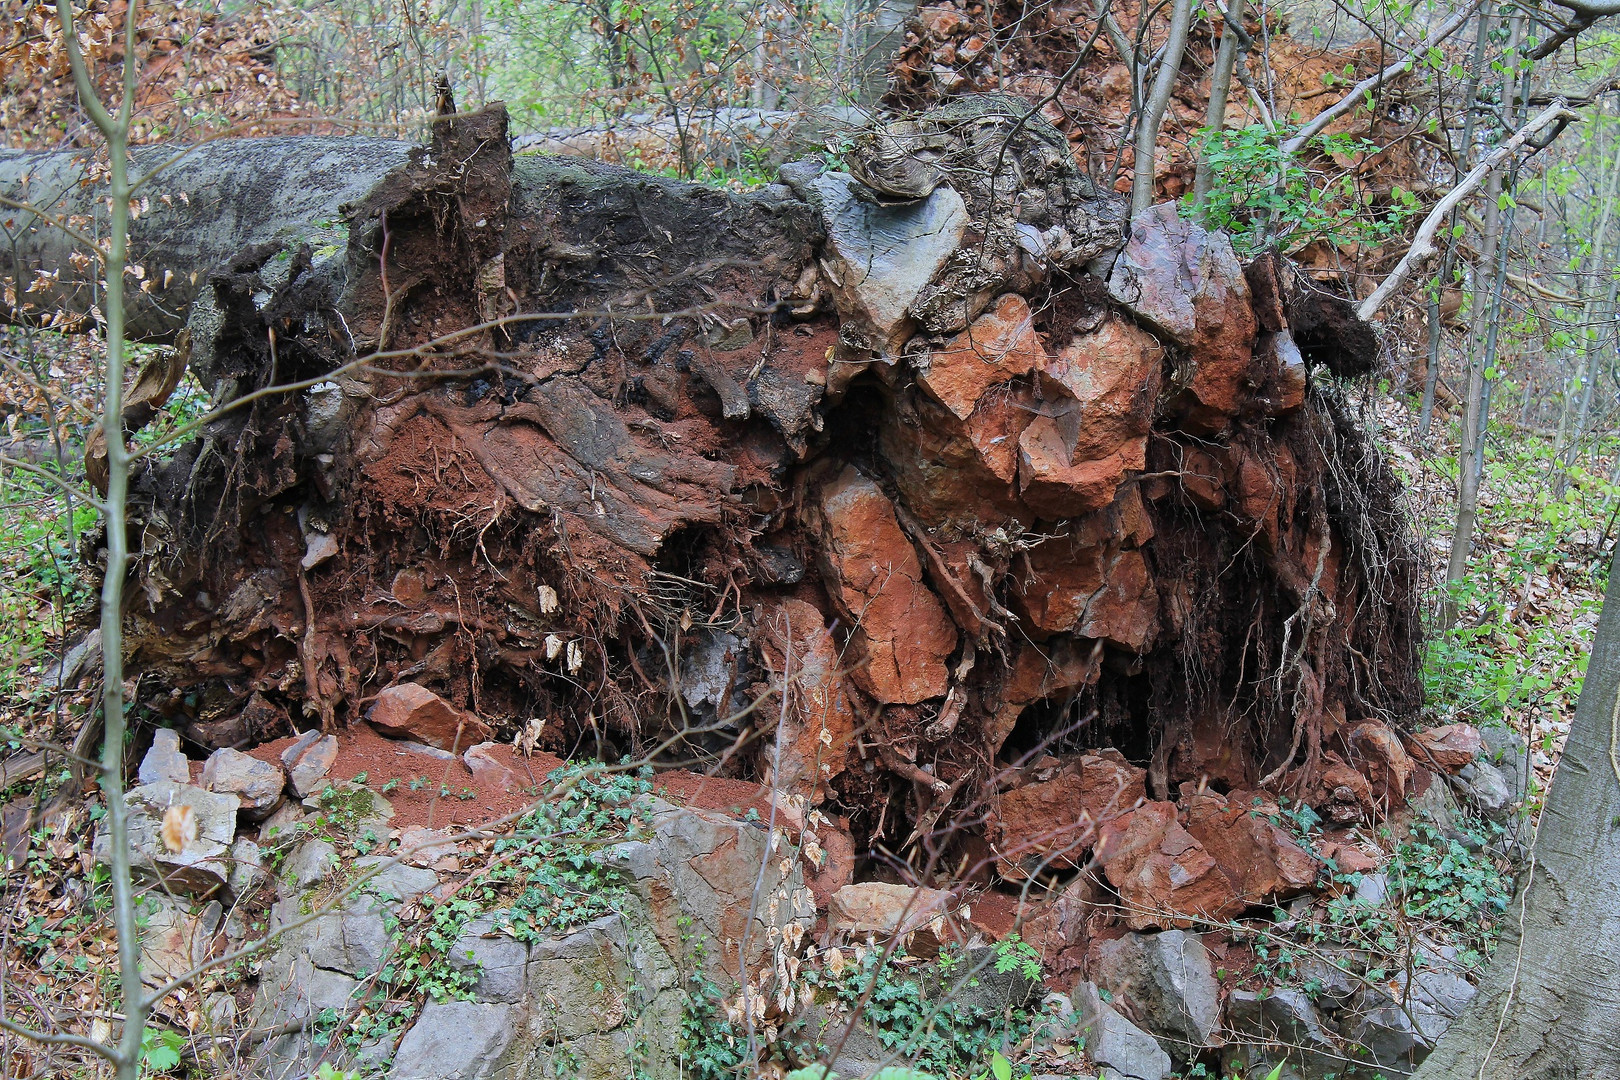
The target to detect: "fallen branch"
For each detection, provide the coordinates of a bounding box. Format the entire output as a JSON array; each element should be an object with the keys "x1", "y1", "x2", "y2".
[{"x1": 1358, "y1": 101, "x2": 1580, "y2": 321}]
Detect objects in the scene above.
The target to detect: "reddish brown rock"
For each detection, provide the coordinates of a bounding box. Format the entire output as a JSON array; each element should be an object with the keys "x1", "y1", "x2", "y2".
[
  {"x1": 829, "y1": 882, "x2": 956, "y2": 946},
  {"x1": 1039, "y1": 316, "x2": 1163, "y2": 462},
  {"x1": 881, "y1": 383, "x2": 1033, "y2": 527},
  {"x1": 1403, "y1": 724, "x2": 1482, "y2": 774},
  {"x1": 1106, "y1": 203, "x2": 1257, "y2": 429},
  {"x1": 1012, "y1": 536, "x2": 1159, "y2": 652},
  {"x1": 1320, "y1": 841, "x2": 1379, "y2": 877},
  {"x1": 1019, "y1": 425, "x2": 1143, "y2": 519},
  {"x1": 1020, "y1": 869, "x2": 1109, "y2": 981},
  {"x1": 1307, "y1": 753, "x2": 1376, "y2": 826},
  {"x1": 1257, "y1": 331, "x2": 1308, "y2": 415},
  {"x1": 918, "y1": 293, "x2": 1046, "y2": 420},
  {"x1": 816, "y1": 467, "x2": 958, "y2": 704},
  {"x1": 989, "y1": 751, "x2": 1148, "y2": 879},
  {"x1": 985, "y1": 639, "x2": 1102, "y2": 755},
  {"x1": 369, "y1": 683, "x2": 493, "y2": 752},
  {"x1": 756, "y1": 598, "x2": 861, "y2": 803},
  {"x1": 806, "y1": 819, "x2": 857, "y2": 909},
  {"x1": 1096, "y1": 801, "x2": 1244, "y2": 930},
  {"x1": 1013, "y1": 317, "x2": 1160, "y2": 518},
  {"x1": 1177, "y1": 446, "x2": 1226, "y2": 511},
  {"x1": 1182, "y1": 790, "x2": 1320, "y2": 905},
  {"x1": 1347, "y1": 720, "x2": 1415, "y2": 808},
  {"x1": 465, "y1": 742, "x2": 522, "y2": 792},
  {"x1": 1233, "y1": 448, "x2": 1280, "y2": 526},
  {"x1": 918, "y1": 5, "x2": 969, "y2": 36}
]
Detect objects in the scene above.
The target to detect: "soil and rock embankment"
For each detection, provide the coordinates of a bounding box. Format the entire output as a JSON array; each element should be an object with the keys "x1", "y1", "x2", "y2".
[{"x1": 0, "y1": 94, "x2": 1514, "y2": 1078}]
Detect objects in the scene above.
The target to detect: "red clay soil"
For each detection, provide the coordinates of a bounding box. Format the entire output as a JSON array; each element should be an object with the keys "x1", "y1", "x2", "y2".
[
  {"x1": 248, "y1": 725, "x2": 559, "y2": 831},
  {"x1": 250, "y1": 723, "x2": 796, "y2": 834}
]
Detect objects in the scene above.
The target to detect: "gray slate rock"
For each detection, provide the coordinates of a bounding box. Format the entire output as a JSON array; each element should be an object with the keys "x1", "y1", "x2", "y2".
[
  {"x1": 1089, "y1": 929, "x2": 1221, "y2": 1059},
  {"x1": 1354, "y1": 873, "x2": 1389, "y2": 906},
  {"x1": 94, "y1": 781, "x2": 238, "y2": 897},
  {"x1": 786, "y1": 166, "x2": 968, "y2": 356},
  {"x1": 1476, "y1": 719, "x2": 1530, "y2": 804},
  {"x1": 1294, "y1": 954, "x2": 1360, "y2": 1009},
  {"x1": 389, "y1": 1000, "x2": 521, "y2": 1080},
  {"x1": 228, "y1": 837, "x2": 268, "y2": 896},
  {"x1": 1106, "y1": 203, "x2": 1246, "y2": 349},
  {"x1": 1073, "y1": 980, "x2": 1173, "y2": 1080},
  {"x1": 449, "y1": 916, "x2": 530, "y2": 1004},
  {"x1": 138, "y1": 894, "x2": 221, "y2": 986},
  {"x1": 1454, "y1": 761, "x2": 1514, "y2": 820},
  {"x1": 1225, "y1": 988, "x2": 1345, "y2": 1078},
  {"x1": 201, "y1": 746, "x2": 285, "y2": 817},
  {"x1": 1345, "y1": 971, "x2": 1475, "y2": 1076},
  {"x1": 280, "y1": 838, "x2": 337, "y2": 893},
  {"x1": 281, "y1": 731, "x2": 339, "y2": 797},
  {"x1": 355, "y1": 855, "x2": 438, "y2": 902},
  {"x1": 270, "y1": 894, "x2": 391, "y2": 978},
  {"x1": 138, "y1": 728, "x2": 190, "y2": 785}
]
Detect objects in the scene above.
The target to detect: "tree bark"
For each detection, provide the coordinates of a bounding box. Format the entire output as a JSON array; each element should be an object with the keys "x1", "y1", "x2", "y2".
[
  {"x1": 1413, "y1": 541, "x2": 1620, "y2": 1080},
  {"x1": 1192, "y1": 0, "x2": 1244, "y2": 214},
  {"x1": 1131, "y1": 0, "x2": 1195, "y2": 216},
  {"x1": 0, "y1": 137, "x2": 412, "y2": 341},
  {"x1": 1441, "y1": 162, "x2": 1502, "y2": 627}
]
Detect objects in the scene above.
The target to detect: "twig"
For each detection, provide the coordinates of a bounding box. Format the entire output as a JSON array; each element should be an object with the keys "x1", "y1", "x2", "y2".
[{"x1": 1359, "y1": 102, "x2": 1580, "y2": 321}]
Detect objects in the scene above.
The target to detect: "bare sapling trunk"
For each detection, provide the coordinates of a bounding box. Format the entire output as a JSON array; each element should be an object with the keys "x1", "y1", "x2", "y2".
[
  {"x1": 1442, "y1": 164, "x2": 1502, "y2": 628},
  {"x1": 1553, "y1": 143, "x2": 1620, "y2": 496},
  {"x1": 1131, "y1": 0, "x2": 1195, "y2": 215},
  {"x1": 0, "y1": 1, "x2": 152, "y2": 1078},
  {"x1": 1192, "y1": 0, "x2": 1245, "y2": 214},
  {"x1": 1420, "y1": 12, "x2": 1492, "y2": 439}
]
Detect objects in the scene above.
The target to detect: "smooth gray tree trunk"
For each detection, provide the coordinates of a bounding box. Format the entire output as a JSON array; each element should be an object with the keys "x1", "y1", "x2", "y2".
[
  {"x1": 1, "y1": 137, "x2": 411, "y2": 341},
  {"x1": 1413, "y1": 541, "x2": 1620, "y2": 1080}
]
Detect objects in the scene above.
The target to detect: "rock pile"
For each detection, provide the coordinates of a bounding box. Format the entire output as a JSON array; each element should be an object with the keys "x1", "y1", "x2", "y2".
[{"x1": 98, "y1": 709, "x2": 1505, "y2": 1079}]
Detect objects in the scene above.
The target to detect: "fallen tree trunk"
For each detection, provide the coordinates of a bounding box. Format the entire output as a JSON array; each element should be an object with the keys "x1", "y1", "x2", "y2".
[{"x1": 5, "y1": 100, "x2": 1422, "y2": 912}]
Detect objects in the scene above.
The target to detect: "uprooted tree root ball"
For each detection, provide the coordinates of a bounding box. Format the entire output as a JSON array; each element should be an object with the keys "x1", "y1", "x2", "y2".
[{"x1": 113, "y1": 100, "x2": 1421, "y2": 927}]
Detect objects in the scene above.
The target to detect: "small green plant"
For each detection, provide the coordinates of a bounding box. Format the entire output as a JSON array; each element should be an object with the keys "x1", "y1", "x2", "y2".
[
  {"x1": 800, "y1": 945, "x2": 1039, "y2": 1077},
  {"x1": 139, "y1": 1028, "x2": 185, "y2": 1075},
  {"x1": 1187, "y1": 123, "x2": 1420, "y2": 256},
  {"x1": 679, "y1": 968, "x2": 749, "y2": 1080}
]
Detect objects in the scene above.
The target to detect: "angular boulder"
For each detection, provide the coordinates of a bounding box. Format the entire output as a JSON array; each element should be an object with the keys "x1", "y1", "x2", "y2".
[
  {"x1": 756, "y1": 598, "x2": 861, "y2": 804},
  {"x1": 791, "y1": 167, "x2": 969, "y2": 362},
  {"x1": 1182, "y1": 790, "x2": 1320, "y2": 905},
  {"x1": 280, "y1": 730, "x2": 339, "y2": 798},
  {"x1": 1107, "y1": 203, "x2": 1257, "y2": 431},
  {"x1": 369, "y1": 683, "x2": 494, "y2": 751},
  {"x1": 1012, "y1": 535, "x2": 1159, "y2": 652},
  {"x1": 138, "y1": 727, "x2": 190, "y2": 785},
  {"x1": 1096, "y1": 801, "x2": 1244, "y2": 930},
  {"x1": 388, "y1": 999, "x2": 522, "y2": 1080},
  {"x1": 139, "y1": 894, "x2": 223, "y2": 986},
  {"x1": 1074, "y1": 979, "x2": 1174, "y2": 1080},
  {"x1": 201, "y1": 746, "x2": 285, "y2": 818},
  {"x1": 815, "y1": 466, "x2": 957, "y2": 704},
  {"x1": 917, "y1": 292, "x2": 1046, "y2": 419},
  {"x1": 989, "y1": 751, "x2": 1147, "y2": 878},
  {"x1": 1225, "y1": 988, "x2": 1343, "y2": 1079},
  {"x1": 829, "y1": 882, "x2": 956, "y2": 946},
  {"x1": 1089, "y1": 929, "x2": 1221, "y2": 1060},
  {"x1": 95, "y1": 781, "x2": 239, "y2": 897},
  {"x1": 1403, "y1": 724, "x2": 1483, "y2": 774}
]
